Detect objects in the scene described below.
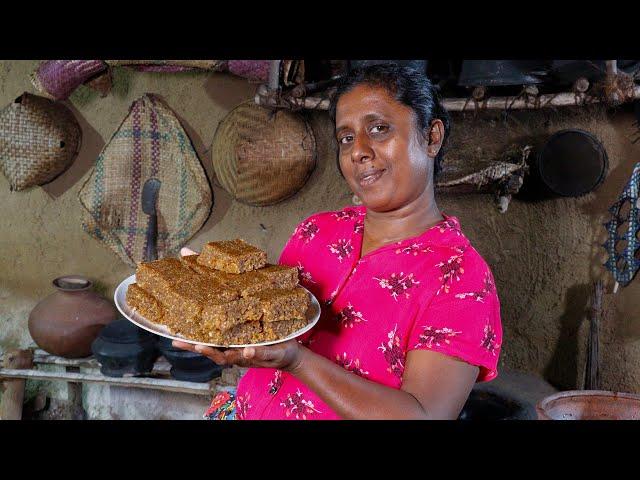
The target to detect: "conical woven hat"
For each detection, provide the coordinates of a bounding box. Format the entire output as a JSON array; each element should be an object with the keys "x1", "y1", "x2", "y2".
[
  {"x1": 78, "y1": 94, "x2": 212, "y2": 267},
  {"x1": 211, "y1": 101, "x2": 317, "y2": 206},
  {"x1": 0, "y1": 93, "x2": 82, "y2": 191}
]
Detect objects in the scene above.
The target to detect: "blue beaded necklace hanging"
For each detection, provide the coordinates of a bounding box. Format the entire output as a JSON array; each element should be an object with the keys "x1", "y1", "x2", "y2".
[{"x1": 603, "y1": 162, "x2": 640, "y2": 288}]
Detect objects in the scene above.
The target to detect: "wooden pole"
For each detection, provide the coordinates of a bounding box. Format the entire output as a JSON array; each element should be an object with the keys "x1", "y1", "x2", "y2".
[
  {"x1": 0, "y1": 368, "x2": 214, "y2": 396},
  {"x1": 254, "y1": 85, "x2": 640, "y2": 112},
  {"x1": 268, "y1": 60, "x2": 281, "y2": 92},
  {"x1": 584, "y1": 281, "x2": 603, "y2": 390},
  {"x1": 66, "y1": 366, "x2": 86, "y2": 420},
  {"x1": 0, "y1": 349, "x2": 33, "y2": 420}
]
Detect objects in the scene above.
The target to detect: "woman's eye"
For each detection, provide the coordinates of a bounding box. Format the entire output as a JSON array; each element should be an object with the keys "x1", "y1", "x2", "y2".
[
  {"x1": 371, "y1": 125, "x2": 388, "y2": 134},
  {"x1": 339, "y1": 135, "x2": 353, "y2": 144}
]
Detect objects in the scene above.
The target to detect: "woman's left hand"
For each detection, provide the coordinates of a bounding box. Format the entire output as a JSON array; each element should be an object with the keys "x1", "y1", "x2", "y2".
[{"x1": 172, "y1": 338, "x2": 305, "y2": 372}]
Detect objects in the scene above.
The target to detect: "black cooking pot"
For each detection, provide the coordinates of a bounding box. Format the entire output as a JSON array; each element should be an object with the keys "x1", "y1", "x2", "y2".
[
  {"x1": 458, "y1": 390, "x2": 536, "y2": 420},
  {"x1": 156, "y1": 337, "x2": 223, "y2": 383},
  {"x1": 91, "y1": 319, "x2": 160, "y2": 377}
]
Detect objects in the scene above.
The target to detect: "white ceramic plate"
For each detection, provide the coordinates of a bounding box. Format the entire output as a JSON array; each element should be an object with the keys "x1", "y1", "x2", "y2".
[{"x1": 114, "y1": 274, "x2": 321, "y2": 348}]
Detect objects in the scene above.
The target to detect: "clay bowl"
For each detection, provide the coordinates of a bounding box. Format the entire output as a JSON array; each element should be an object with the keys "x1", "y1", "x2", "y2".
[{"x1": 536, "y1": 390, "x2": 640, "y2": 420}]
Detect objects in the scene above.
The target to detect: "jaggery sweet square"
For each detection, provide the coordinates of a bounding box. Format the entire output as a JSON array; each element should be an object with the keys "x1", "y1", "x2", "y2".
[
  {"x1": 136, "y1": 258, "x2": 194, "y2": 299},
  {"x1": 254, "y1": 287, "x2": 310, "y2": 323},
  {"x1": 209, "y1": 321, "x2": 264, "y2": 345},
  {"x1": 259, "y1": 264, "x2": 299, "y2": 289},
  {"x1": 201, "y1": 296, "x2": 262, "y2": 331},
  {"x1": 126, "y1": 283, "x2": 164, "y2": 324},
  {"x1": 261, "y1": 317, "x2": 307, "y2": 341},
  {"x1": 161, "y1": 307, "x2": 201, "y2": 338},
  {"x1": 197, "y1": 239, "x2": 267, "y2": 274},
  {"x1": 137, "y1": 259, "x2": 239, "y2": 319},
  {"x1": 180, "y1": 254, "x2": 225, "y2": 279},
  {"x1": 221, "y1": 270, "x2": 271, "y2": 297}
]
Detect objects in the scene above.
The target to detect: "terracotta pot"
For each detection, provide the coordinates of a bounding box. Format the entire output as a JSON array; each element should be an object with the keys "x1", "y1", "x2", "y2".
[
  {"x1": 28, "y1": 275, "x2": 117, "y2": 358},
  {"x1": 536, "y1": 390, "x2": 640, "y2": 420}
]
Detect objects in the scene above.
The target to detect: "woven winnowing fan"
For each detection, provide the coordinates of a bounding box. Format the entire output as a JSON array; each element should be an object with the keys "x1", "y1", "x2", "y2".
[{"x1": 603, "y1": 162, "x2": 640, "y2": 287}]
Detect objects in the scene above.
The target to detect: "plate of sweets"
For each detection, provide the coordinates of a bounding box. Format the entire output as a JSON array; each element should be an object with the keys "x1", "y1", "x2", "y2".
[{"x1": 114, "y1": 239, "x2": 321, "y2": 348}]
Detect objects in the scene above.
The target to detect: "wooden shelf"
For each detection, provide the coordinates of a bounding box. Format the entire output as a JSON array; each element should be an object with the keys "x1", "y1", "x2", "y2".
[{"x1": 0, "y1": 348, "x2": 238, "y2": 419}]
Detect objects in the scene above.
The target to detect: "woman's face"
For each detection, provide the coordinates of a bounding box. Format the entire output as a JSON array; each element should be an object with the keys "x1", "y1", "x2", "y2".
[{"x1": 335, "y1": 84, "x2": 438, "y2": 212}]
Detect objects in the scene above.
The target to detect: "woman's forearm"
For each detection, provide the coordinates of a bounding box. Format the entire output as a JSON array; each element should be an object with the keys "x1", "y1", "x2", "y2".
[{"x1": 288, "y1": 346, "x2": 428, "y2": 419}]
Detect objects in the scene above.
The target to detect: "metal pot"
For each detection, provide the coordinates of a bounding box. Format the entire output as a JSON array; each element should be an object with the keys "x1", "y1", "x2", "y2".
[
  {"x1": 536, "y1": 390, "x2": 640, "y2": 420},
  {"x1": 91, "y1": 320, "x2": 159, "y2": 377},
  {"x1": 156, "y1": 337, "x2": 223, "y2": 383}
]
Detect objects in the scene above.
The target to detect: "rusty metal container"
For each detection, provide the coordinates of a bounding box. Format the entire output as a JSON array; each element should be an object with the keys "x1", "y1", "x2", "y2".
[{"x1": 536, "y1": 390, "x2": 640, "y2": 420}]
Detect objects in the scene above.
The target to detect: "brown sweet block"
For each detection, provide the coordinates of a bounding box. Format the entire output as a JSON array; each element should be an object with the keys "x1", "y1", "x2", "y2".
[
  {"x1": 261, "y1": 317, "x2": 307, "y2": 341},
  {"x1": 137, "y1": 259, "x2": 239, "y2": 319},
  {"x1": 221, "y1": 270, "x2": 271, "y2": 297},
  {"x1": 259, "y1": 264, "x2": 299, "y2": 289},
  {"x1": 180, "y1": 254, "x2": 221, "y2": 278},
  {"x1": 136, "y1": 258, "x2": 194, "y2": 299},
  {"x1": 197, "y1": 239, "x2": 267, "y2": 274},
  {"x1": 201, "y1": 296, "x2": 262, "y2": 331},
  {"x1": 161, "y1": 307, "x2": 201, "y2": 338},
  {"x1": 254, "y1": 287, "x2": 310, "y2": 323},
  {"x1": 200, "y1": 321, "x2": 263, "y2": 345},
  {"x1": 126, "y1": 283, "x2": 164, "y2": 324},
  {"x1": 179, "y1": 254, "x2": 203, "y2": 272}
]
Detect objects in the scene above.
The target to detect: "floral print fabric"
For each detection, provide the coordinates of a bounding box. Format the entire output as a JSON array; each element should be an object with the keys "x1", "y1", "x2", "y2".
[{"x1": 234, "y1": 206, "x2": 502, "y2": 420}]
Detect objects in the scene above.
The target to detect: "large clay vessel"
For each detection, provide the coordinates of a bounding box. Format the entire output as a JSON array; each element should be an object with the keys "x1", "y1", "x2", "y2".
[{"x1": 28, "y1": 275, "x2": 117, "y2": 358}]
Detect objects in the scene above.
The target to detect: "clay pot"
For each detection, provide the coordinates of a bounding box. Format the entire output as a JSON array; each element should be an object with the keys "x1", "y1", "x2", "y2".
[
  {"x1": 536, "y1": 390, "x2": 640, "y2": 420},
  {"x1": 28, "y1": 275, "x2": 117, "y2": 358}
]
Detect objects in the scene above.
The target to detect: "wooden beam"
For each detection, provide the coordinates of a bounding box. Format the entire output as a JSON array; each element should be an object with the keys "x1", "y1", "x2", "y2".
[
  {"x1": 254, "y1": 85, "x2": 640, "y2": 112},
  {"x1": 0, "y1": 368, "x2": 215, "y2": 396},
  {"x1": 0, "y1": 349, "x2": 172, "y2": 375},
  {"x1": 0, "y1": 349, "x2": 34, "y2": 420}
]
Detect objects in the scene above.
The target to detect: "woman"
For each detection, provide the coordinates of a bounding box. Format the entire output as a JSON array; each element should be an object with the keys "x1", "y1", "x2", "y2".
[{"x1": 174, "y1": 64, "x2": 502, "y2": 420}]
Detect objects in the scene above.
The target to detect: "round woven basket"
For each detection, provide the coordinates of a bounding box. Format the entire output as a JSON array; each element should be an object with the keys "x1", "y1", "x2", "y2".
[
  {"x1": 0, "y1": 93, "x2": 82, "y2": 191},
  {"x1": 211, "y1": 101, "x2": 317, "y2": 206}
]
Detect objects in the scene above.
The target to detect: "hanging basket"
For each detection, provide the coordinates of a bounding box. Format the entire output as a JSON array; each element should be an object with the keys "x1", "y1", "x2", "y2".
[
  {"x1": 78, "y1": 94, "x2": 213, "y2": 267},
  {"x1": 211, "y1": 101, "x2": 317, "y2": 206},
  {"x1": 105, "y1": 60, "x2": 226, "y2": 73},
  {"x1": 0, "y1": 93, "x2": 82, "y2": 191},
  {"x1": 30, "y1": 60, "x2": 108, "y2": 101}
]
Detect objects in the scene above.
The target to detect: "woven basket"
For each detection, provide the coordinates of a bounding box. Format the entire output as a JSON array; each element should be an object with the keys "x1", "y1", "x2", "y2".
[
  {"x1": 84, "y1": 69, "x2": 113, "y2": 97},
  {"x1": 0, "y1": 93, "x2": 82, "y2": 191},
  {"x1": 105, "y1": 60, "x2": 226, "y2": 72},
  {"x1": 227, "y1": 60, "x2": 271, "y2": 82},
  {"x1": 78, "y1": 94, "x2": 213, "y2": 267},
  {"x1": 30, "y1": 60, "x2": 108, "y2": 101},
  {"x1": 211, "y1": 101, "x2": 317, "y2": 206}
]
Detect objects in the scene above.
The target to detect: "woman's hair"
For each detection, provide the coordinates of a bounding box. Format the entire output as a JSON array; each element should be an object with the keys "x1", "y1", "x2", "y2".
[{"x1": 329, "y1": 63, "x2": 451, "y2": 180}]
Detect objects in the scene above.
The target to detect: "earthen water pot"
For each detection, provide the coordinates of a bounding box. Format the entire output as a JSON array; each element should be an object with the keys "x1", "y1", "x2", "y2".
[
  {"x1": 536, "y1": 390, "x2": 640, "y2": 420},
  {"x1": 28, "y1": 275, "x2": 117, "y2": 358}
]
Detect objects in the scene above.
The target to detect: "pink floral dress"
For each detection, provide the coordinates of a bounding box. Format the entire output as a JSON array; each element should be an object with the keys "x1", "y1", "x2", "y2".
[{"x1": 230, "y1": 206, "x2": 502, "y2": 420}]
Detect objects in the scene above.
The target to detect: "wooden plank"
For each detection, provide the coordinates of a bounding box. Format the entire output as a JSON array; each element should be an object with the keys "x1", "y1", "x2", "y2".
[
  {"x1": 0, "y1": 349, "x2": 34, "y2": 420},
  {"x1": 0, "y1": 350, "x2": 173, "y2": 375},
  {"x1": 0, "y1": 368, "x2": 215, "y2": 396}
]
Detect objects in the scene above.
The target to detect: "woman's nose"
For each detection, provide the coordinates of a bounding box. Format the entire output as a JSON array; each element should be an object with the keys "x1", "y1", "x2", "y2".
[{"x1": 351, "y1": 134, "x2": 374, "y2": 164}]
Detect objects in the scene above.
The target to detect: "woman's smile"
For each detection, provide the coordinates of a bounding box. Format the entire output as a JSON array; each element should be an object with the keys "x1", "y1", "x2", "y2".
[{"x1": 358, "y1": 167, "x2": 387, "y2": 187}]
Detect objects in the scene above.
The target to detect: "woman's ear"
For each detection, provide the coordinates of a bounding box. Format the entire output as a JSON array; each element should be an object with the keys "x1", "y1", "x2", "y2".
[{"x1": 426, "y1": 119, "x2": 445, "y2": 158}]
